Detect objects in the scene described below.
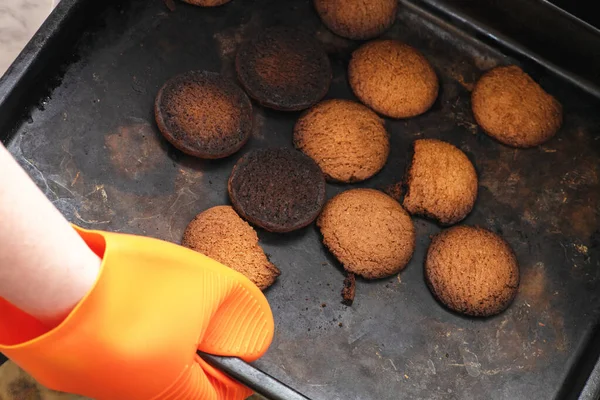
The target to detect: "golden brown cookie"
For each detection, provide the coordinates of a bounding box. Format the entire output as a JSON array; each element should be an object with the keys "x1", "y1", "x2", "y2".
[
  {"x1": 182, "y1": 206, "x2": 280, "y2": 290},
  {"x1": 314, "y1": 0, "x2": 397, "y2": 40},
  {"x1": 236, "y1": 27, "x2": 332, "y2": 111},
  {"x1": 318, "y1": 189, "x2": 415, "y2": 279},
  {"x1": 471, "y1": 65, "x2": 563, "y2": 148},
  {"x1": 182, "y1": 0, "x2": 231, "y2": 6},
  {"x1": 348, "y1": 40, "x2": 438, "y2": 118},
  {"x1": 294, "y1": 99, "x2": 390, "y2": 182},
  {"x1": 155, "y1": 71, "x2": 252, "y2": 159},
  {"x1": 425, "y1": 226, "x2": 519, "y2": 317},
  {"x1": 403, "y1": 139, "x2": 478, "y2": 225},
  {"x1": 228, "y1": 148, "x2": 327, "y2": 233}
]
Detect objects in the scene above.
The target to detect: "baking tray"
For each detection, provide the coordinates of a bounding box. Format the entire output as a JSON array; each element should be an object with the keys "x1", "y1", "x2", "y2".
[{"x1": 1, "y1": 0, "x2": 600, "y2": 399}]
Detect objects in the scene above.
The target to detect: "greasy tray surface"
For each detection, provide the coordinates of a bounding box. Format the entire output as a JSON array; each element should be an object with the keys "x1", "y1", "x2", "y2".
[{"x1": 5, "y1": 0, "x2": 600, "y2": 398}]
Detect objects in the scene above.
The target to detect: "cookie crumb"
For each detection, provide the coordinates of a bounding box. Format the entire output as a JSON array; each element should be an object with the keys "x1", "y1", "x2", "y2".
[
  {"x1": 341, "y1": 272, "x2": 356, "y2": 306},
  {"x1": 383, "y1": 181, "x2": 403, "y2": 202}
]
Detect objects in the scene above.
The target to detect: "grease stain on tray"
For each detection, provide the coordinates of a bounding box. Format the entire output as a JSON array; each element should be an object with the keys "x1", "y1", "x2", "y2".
[
  {"x1": 459, "y1": 346, "x2": 481, "y2": 377},
  {"x1": 105, "y1": 123, "x2": 171, "y2": 180},
  {"x1": 519, "y1": 262, "x2": 547, "y2": 306}
]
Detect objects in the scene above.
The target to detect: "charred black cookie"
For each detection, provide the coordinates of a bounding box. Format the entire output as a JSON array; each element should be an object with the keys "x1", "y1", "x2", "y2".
[
  {"x1": 155, "y1": 70, "x2": 252, "y2": 159},
  {"x1": 228, "y1": 148, "x2": 326, "y2": 232},
  {"x1": 236, "y1": 27, "x2": 332, "y2": 111}
]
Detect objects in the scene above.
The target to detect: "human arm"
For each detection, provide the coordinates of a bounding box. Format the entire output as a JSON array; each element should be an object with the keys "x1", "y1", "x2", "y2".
[{"x1": 0, "y1": 144, "x2": 101, "y2": 327}]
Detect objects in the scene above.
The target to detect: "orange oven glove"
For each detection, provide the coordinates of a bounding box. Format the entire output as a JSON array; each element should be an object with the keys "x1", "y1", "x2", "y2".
[{"x1": 0, "y1": 226, "x2": 274, "y2": 400}]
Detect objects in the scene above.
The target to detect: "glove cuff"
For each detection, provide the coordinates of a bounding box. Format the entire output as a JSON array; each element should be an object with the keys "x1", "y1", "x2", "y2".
[{"x1": 0, "y1": 227, "x2": 108, "y2": 394}]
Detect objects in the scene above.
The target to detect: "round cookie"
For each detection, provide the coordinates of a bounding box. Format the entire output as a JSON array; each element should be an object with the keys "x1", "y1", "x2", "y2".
[
  {"x1": 182, "y1": 0, "x2": 230, "y2": 6},
  {"x1": 317, "y1": 189, "x2": 415, "y2": 279},
  {"x1": 348, "y1": 40, "x2": 438, "y2": 118},
  {"x1": 228, "y1": 148, "x2": 326, "y2": 232},
  {"x1": 471, "y1": 65, "x2": 563, "y2": 148},
  {"x1": 314, "y1": 0, "x2": 397, "y2": 40},
  {"x1": 294, "y1": 99, "x2": 390, "y2": 183},
  {"x1": 182, "y1": 206, "x2": 280, "y2": 290},
  {"x1": 236, "y1": 27, "x2": 332, "y2": 111},
  {"x1": 155, "y1": 71, "x2": 252, "y2": 159},
  {"x1": 403, "y1": 139, "x2": 478, "y2": 225},
  {"x1": 425, "y1": 226, "x2": 519, "y2": 317}
]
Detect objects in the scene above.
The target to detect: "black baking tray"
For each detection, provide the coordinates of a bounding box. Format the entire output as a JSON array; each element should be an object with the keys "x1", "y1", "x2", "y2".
[{"x1": 1, "y1": 0, "x2": 600, "y2": 399}]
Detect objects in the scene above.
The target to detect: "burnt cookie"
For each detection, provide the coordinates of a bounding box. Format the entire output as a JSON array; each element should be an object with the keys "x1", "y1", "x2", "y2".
[
  {"x1": 228, "y1": 148, "x2": 326, "y2": 232},
  {"x1": 155, "y1": 71, "x2": 252, "y2": 159},
  {"x1": 472, "y1": 65, "x2": 563, "y2": 148},
  {"x1": 294, "y1": 99, "x2": 390, "y2": 182},
  {"x1": 403, "y1": 139, "x2": 478, "y2": 225},
  {"x1": 348, "y1": 40, "x2": 438, "y2": 118},
  {"x1": 314, "y1": 0, "x2": 397, "y2": 40},
  {"x1": 318, "y1": 189, "x2": 415, "y2": 279},
  {"x1": 236, "y1": 27, "x2": 332, "y2": 111},
  {"x1": 182, "y1": 206, "x2": 280, "y2": 290},
  {"x1": 182, "y1": 0, "x2": 230, "y2": 6},
  {"x1": 425, "y1": 225, "x2": 519, "y2": 317}
]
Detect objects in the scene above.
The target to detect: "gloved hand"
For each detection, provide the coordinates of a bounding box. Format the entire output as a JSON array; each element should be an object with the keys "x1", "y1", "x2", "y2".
[{"x1": 0, "y1": 226, "x2": 274, "y2": 400}]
